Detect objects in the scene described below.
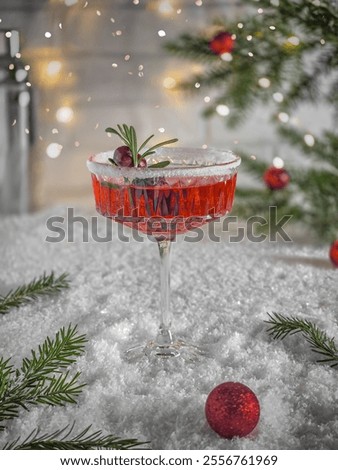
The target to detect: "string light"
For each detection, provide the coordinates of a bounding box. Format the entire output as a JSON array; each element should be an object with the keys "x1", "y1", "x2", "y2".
[
  {"x1": 155, "y1": 0, "x2": 175, "y2": 15},
  {"x1": 158, "y1": 127, "x2": 165, "y2": 133},
  {"x1": 47, "y1": 60, "x2": 62, "y2": 76},
  {"x1": 273, "y1": 92, "x2": 284, "y2": 103},
  {"x1": 163, "y1": 76, "x2": 177, "y2": 89},
  {"x1": 5, "y1": 32, "x2": 12, "y2": 38},
  {"x1": 204, "y1": 96, "x2": 211, "y2": 103},
  {"x1": 269, "y1": 26, "x2": 276, "y2": 30},
  {"x1": 248, "y1": 52, "x2": 254, "y2": 57},
  {"x1": 287, "y1": 36, "x2": 300, "y2": 46},
  {"x1": 257, "y1": 8, "x2": 264, "y2": 14},
  {"x1": 304, "y1": 134, "x2": 315, "y2": 147},
  {"x1": 237, "y1": 23, "x2": 244, "y2": 29},
  {"x1": 258, "y1": 77, "x2": 271, "y2": 88},
  {"x1": 44, "y1": 32, "x2": 52, "y2": 38},
  {"x1": 273, "y1": 157, "x2": 284, "y2": 168},
  {"x1": 216, "y1": 104, "x2": 230, "y2": 116},
  {"x1": 46, "y1": 143, "x2": 63, "y2": 159},
  {"x1": 195, "y1": 82, "x2": 201, "y2": 88},
  {"x1": 56, "y1": 106, "x2": 74, "y2": 123},
  {"x1": 158, "y1": 30, "x2": 166, "y2": 37},
  {"x1": 278, "y1": 112, "x2": 289, "y2": 123},
  {"x1": 246, "y1": 35, "x2": 253, "y2": 41},
  {"x1": 221, "y1": 52, "x2": 232, "y2": 62},
  {"x1": 112, "y1": 63, "x2": 118, "y2": 68}
]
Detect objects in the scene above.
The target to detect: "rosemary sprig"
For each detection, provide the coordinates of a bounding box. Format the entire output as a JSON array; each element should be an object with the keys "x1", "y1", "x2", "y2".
[
  {"x1": 0, "y1": 272, "x2": 70, "y2": 315},
  {"x1": 3, "y1": 423, "x2": 148, "y2": 450},
  {"x1": 265, "y1": 312, "x2": 338, "y2": 367},
  {"x1": 105, "y1": 124, "x2": 178, "y2": 166},
  {"x1": 0, "y1": 325, "x2": 86, "y2": 429}
]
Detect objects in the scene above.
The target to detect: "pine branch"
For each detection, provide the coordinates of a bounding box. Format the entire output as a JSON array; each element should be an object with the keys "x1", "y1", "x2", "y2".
[
  {"x1": 0, "y1": 325, "x2": 86, "y2": 428},
  {"x1": 265, "y1": 312, "x2": 338, "y2": 367},
  {"x1": 3, "y1": 424, "x2": 148, "y2": 450},
  {"x1": 0, "y1": 272, "x2": 70, "y2": 315}
]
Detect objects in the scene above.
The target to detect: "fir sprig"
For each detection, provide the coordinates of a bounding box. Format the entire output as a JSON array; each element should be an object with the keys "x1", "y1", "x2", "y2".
[
  {"x1": 4, "y1": 424, "x2": 147, "y2": 450},
  {"x1": 0, "y1": 325, "x2": 86, "y2": 429},
  {"x1": 105, "y1": 124, "x2": 178, "y2": 166},
  {"x1": 0, "y1": 272, "x2": 70, "y2": 315},
  {"x1": 265, "y1": 312, "x2": 338, "y2": 367}
]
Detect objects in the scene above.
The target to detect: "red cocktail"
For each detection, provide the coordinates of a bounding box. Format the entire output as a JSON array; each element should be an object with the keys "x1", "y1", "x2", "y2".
[{"x1": 87, "y1": 147, "x2": 240, "y2": 359}]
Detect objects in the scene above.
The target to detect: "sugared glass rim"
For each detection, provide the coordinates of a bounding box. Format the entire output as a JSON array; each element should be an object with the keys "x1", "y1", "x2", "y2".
[{"x1": 87, "y1": 147, "x2": 241, "y2": 179}]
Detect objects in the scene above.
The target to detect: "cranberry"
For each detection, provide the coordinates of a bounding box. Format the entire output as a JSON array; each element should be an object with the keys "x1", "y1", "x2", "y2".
[
  {"x1": 138, "y1": 157, "x2": 147, "y2": 168},
  {"x1": 113, "y1": 146, "x2": 133, "y2": 167}
]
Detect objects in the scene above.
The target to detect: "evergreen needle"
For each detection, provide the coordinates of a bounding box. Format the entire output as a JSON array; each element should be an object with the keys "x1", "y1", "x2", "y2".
[
  {"x1": 0, "y1": 324, "x2": 87, "y2": 428},
  {"x1": 0, "y1": 272, "x2": 70, "y2": 315},
  {"x1": 3, "y1": 424, "x2": 148, "y2": 450},
  {"x1": 265, "y1": 312, "x2": 338, "y2": 367}
]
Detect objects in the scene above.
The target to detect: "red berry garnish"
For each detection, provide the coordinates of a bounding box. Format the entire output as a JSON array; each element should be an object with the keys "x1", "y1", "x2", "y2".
[
  {"x1": 106, "y1": 124, "x2": 178, "y2": 167},
  {"x1": 113, "y1": 146, "x2": 133, "y2": 167},
  {"x1": 138, "y1": 158, "x2": 147, "y2": 168}
]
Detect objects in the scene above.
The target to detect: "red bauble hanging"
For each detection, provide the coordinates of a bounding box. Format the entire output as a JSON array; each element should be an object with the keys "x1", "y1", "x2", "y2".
[
  {"x1": 205, "y1": 382, "x2": 260, "y2": 439},
  {"x1": 263, "y1": 166, "x2": 290, "y2": 190},
  {"x1": 329, "y1": 240, "x2": 338, "y2": 267},
  {"x1": 209, "y1": 32, "x2": 235, "y2": 55}
]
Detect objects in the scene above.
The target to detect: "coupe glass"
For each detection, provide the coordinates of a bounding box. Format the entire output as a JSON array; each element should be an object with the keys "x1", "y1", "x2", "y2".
[{"x1": 87, "y1": 147, "x2": 240, "y2": 360}]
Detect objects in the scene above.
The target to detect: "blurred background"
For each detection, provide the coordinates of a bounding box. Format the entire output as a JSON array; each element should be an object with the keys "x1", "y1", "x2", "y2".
[
  {"x1": 0, "y1": 0, "x2": 337, "y2": 247},
  {"x1": 1, "y1": 0, "x2": 244, "y2": 210}
]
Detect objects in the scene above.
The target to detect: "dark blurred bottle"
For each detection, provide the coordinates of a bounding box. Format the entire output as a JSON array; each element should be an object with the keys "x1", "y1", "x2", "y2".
[{"x1": 0, "y1": 29, "x2": 34, "y2": 215}]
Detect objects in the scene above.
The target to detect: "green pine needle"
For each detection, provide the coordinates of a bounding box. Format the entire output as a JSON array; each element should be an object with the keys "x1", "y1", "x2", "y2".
[
  {"x1": 3, "y1": 423, "x2": 148, "y2": 450},
  {"x1": 0, "y1": 324, "x2": 87, "y2": 428},
  {"x1": 0, "y1": 272, "x2": 70, "y2": 315},
  {"x1": 265, "y1": 312, "x2": 338, "y2": 367}
]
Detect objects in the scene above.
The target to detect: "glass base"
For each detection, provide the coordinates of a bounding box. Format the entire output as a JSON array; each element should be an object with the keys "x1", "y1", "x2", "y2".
[{"x1": 124, "y1": 337, "x2": 207, "y2": 362}]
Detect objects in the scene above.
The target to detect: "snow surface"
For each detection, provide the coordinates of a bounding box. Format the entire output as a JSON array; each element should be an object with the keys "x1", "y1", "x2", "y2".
[{"x1": 0, "y1": 208, "x2": 337, "y2": 450}]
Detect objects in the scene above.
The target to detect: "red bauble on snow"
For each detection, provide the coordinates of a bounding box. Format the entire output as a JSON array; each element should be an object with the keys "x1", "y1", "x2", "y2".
[
  {"x1": 329, "y1": 240, "x2": 338, "y2": 267},
  {"x1": 263, "y1": 166, "x2": 290, "y2": 190},
  {"x1": 205, "y1": 382, "x2": 260, "y2": 439},
  {"x1": 209, "y1": 32, "x2": 235, "y2": 55}
]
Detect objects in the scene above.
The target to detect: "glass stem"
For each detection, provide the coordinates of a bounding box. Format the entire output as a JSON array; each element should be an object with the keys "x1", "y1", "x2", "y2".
[{"x1": 157, "y1": 239, "x2": 173, "y2": 346}]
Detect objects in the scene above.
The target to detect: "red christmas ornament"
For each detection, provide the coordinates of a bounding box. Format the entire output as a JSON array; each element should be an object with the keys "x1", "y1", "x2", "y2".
[
  {"x1": 205, "y1": 382, "x2": 260, "y2": 439},
  {"x1": 263, "y1": 166, "x2": 290, "y2": 190},
  {"x1": 209, "y1": 32, "x2": 235, "y2": 55},
  {"x1": 329, "y1": 240, "x2": 338, "y2": 267}
]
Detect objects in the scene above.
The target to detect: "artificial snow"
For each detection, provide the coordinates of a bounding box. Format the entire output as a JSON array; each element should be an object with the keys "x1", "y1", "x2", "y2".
[{"x1": 0, "y1": 208, "x2": 337, "y2": 450}]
